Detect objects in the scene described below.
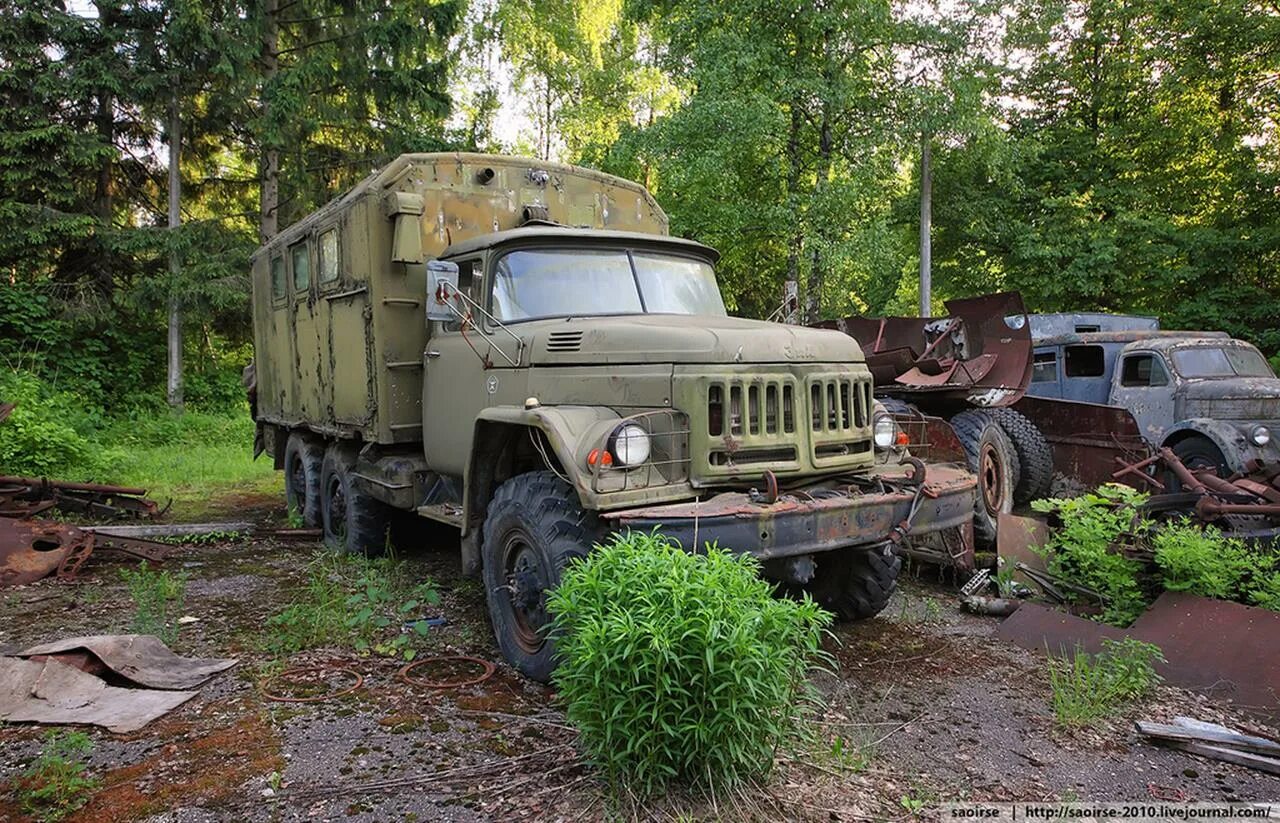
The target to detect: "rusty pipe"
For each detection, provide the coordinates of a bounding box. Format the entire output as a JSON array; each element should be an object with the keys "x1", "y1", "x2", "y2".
[
  {"x1": 1158, "y1": 448, "x2": 1205, "y2": 494},
  {"x1": 0, "y1": 476, "x2": 149, "y2": 497}
]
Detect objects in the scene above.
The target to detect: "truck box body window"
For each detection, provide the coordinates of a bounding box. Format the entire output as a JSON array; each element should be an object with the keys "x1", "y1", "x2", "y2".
[
  {"x1": 290, "y1": 241, "x2": 310, "y2": 292},
  {"x1": 1032, "y1": 351, "x2": 1057, "y2": 383},
  {"x1": 270, "y1": 256, "x2": 286, "y2": 301},
  {"x1": 491, "y1": 248, "x2": 727, "y2": 322},
  {"x1": 1064, "y1": 345, "x2": 1105, "y2": 377},
  {"x1": 318, "y1": 229, "x2": 340, "y2": 285},
  {"x1": 1172, "y1": 346, "x2": 1274, "y2": 379},
  {"x1": 1120, "y1": 353, "x2": 1169, "y2": 387}
]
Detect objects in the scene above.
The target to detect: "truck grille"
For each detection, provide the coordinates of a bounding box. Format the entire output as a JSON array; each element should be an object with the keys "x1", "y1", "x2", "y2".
[
  {"x1": 1185, "y1": 398, "x2": 1279, "y2": 421},
  {"x1": 702, "y1": 373, "x2": 873, "y2": 472}
]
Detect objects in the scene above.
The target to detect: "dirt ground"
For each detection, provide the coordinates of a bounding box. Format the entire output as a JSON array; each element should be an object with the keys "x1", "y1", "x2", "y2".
[{"x1": 1, "y1": 499, "x2": 1277, "y2": 822}]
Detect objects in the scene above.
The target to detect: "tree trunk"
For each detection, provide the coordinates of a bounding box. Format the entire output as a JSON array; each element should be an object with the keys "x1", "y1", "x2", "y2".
[
  {"x1": 785, "y1": 102, "x2": 803, "y2": 310},
  {"x1": 259, "y1": 0, "x2": 280, "y2": 242},
  {"x1": 167, "y1": 94, "x2": 183, "y2": 411},
  {"x1": 919, "y1": 133, "x2": 932, "y2": 318},
  {"x1": 807, "y1": 101, "x2": 833, "y2": 325}
]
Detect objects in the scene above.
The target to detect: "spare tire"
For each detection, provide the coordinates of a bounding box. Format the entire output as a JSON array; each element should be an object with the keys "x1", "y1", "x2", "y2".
[
  {"x1": 949, "y1": 410, "x2": 1018, "y2": 547},
  {"x1": 990, "y1": 408, "x2": 1054, "y2": 504}
]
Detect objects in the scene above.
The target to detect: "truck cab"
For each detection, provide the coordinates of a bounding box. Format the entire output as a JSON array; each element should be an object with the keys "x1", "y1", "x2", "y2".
[{"x1": 1027, "y1": 328, "x2": 1280, "y2": 475}]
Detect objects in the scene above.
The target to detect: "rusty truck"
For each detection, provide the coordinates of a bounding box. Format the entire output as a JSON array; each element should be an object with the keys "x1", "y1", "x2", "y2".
[{"x1": 249, "y1": 153, "x2": 977, "y2": 679}]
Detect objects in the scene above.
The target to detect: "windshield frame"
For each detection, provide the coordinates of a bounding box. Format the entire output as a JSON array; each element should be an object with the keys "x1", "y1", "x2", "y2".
[
  {"x1": 1170, "y1": 343, "x2": 1276, "y2": 379},
  {"x1": 482, "y1": 243, "x2": 725, "y2": 325}
]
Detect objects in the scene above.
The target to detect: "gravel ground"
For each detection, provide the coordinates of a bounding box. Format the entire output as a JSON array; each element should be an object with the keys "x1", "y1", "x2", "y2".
[{"x1": 1, "y1": 507, "x2": 1277, "y2": 822}]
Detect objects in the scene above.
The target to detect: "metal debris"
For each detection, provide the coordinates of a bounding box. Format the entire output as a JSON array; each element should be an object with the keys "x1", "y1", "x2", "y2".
[
  {"x1": 398, "y1": 655, "x2": 496, "y2": 690},
  {"x1": 0, "y1": 475, "x2": 165, "y2": 520},
  {"x1": 261, "y1": 665, "x2": 365, "y2": 703},
  {"x1": 0, "y1": 517, "x2": 174, "y2": 587},
  {"x1": 1138, "y1": 717, "x2": 1280, "y2": 776}
]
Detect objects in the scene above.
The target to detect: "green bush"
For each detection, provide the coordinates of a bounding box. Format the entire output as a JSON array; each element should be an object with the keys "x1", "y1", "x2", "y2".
[
  {"x1": 1047, "y1": 637, "x2": 1165, "y2": 727},
  {"x1": 547, "y1": 530, "x2": 832, "y2": 796},
  {"x1": 1032, "y1": 485, "x2": 1150, "y2": 625},
  {"x1": 0, "y1": 369, "x2": 116, "y2": 477},
  {"x1": 119, "y1": 562, "x2": 188, "y2": 645},
  {"x1": 1152, "y1": 520, "x2": 1260, "y2": 600}
]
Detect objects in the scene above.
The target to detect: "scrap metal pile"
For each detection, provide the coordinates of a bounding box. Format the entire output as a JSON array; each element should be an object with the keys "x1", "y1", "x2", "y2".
[
  {"x1": 0, "y1": 400, "x2": 173, "y2": 586},
  {"x1": 1115, "y1": 447, "x2": 1280, "y2": 540}
]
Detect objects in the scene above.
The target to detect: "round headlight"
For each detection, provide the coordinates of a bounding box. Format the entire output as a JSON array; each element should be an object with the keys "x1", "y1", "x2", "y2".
[
  {"x1": 610, "y1": 423, "x2": 651, "y2": 466},
  {"x1": 873, "y1": 414, "x2": 898, "y2": 450},
  {"x1": 1253, "y1": 425, "x2": 1270, "y2": 446}
]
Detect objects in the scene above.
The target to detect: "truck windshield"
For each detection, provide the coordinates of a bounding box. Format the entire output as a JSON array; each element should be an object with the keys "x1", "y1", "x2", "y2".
[
  {"x1": 491, "y1": 248, "x2": 727, "y2": 322},
  {"x1": 1171, "y1": 346, "x2": 1275, "y2": 379}
]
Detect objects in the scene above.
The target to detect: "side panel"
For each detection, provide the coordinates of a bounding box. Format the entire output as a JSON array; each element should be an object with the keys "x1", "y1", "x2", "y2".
[
  {"x1": 290, "y1": 238, "x2": 326, "y2": 423},
  {"x1": 328, "y1": 198, "x2": 375, "y2": 427}
]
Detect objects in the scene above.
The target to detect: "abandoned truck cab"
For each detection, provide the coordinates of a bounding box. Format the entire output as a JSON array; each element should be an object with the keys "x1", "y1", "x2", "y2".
[
  {"x1": 1027, "y1": 330, "x2": 1280, "y2": 475},
  {"x1": 250, "y1": 153, "x2": 976, "y2": 680}
]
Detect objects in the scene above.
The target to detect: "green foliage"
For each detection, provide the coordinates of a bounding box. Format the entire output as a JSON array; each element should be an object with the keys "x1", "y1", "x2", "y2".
[
  {"x1": 1153, "y1": 521, "x2": 1261, "y2": 600},
  {"x1": 1047, "y1": 637, "x2": 1164, "y2": 727},
  {"x1": 547, "y1": 530, "x2": 833, "y2": 796},
  {"x1": 0, "y1": 369, "x2": 114, "y2": 477},
  {"x1": 16, "y1": 730, "x2": 99, "y2": 822},
  {"x1": 267, "y1": 554, "x2": 440, "y2": 660},
  {"x1": 119, "y1": 562, "x2": 188, "y2": 645},
  {"x1": 1031, "y1": 485, "x2": 1150, "y2": 626}
]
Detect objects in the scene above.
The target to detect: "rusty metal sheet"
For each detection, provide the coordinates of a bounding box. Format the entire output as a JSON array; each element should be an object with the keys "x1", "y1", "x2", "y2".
[
  {"x1": 818, "y1": 292, "x2": 1033, "y2": 411},
  {"x1": 0, "y1": 519, "x2": 91, "y2": 587},
  {"x1": 996, "y1": 512, "x2": 1049, "y2": 587},
  {"x1": 1128, "y1": 593, "x2": 1280, "y2": 716},
  {"x1": 1014, "y1": 395, "x2": 1150, "y2": 489},
  {"x1": 999, "y1": 596, "x2": 1280, "y2": 720}
]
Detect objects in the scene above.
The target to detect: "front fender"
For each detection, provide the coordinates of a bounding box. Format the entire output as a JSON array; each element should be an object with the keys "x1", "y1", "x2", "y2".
[{"x1": 1161, "y1": 418, "x2": 1274, "y2": 471}]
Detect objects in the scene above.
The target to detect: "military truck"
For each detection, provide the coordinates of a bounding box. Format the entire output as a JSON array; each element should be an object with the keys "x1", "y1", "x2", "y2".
[
  {"x1": 249, "y1": 153, "x2": 976, "y2": 680},
  {"x1": 1026, "y1": 322, "x2": 1280, "y2": 477}
]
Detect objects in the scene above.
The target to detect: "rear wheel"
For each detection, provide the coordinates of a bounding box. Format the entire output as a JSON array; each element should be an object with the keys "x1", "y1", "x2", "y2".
[
  {"x1": 950, "y1": 410, "x2": 1018, "y2": 547},
  {"x1": 481, "y1": 471, "x2": 601, "y2": 682},
  {"x1": 283, "y1": 433, "x2": 324, "y2": 527},
  {"x1": 990, "y1": 408, "x2": 1054, "y2": 504},
  {"x1": 797, "y1": 545, "x2": 902, "y2": 620},
  {"x1": 320, "y1": 442, "x2": 389, "y2": 556}
]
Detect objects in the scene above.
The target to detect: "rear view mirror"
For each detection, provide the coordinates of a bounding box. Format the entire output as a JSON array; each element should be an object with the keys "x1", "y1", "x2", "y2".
[{"x1": 426, "y1": 260, "x2": 460, "y2": 323}]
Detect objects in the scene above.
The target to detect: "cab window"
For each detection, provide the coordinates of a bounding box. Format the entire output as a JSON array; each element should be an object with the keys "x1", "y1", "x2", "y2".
[
  {"x1": 1032, "y1": 351, "x2": 1058, "y2": 383},
  {"x1": 1120, "y1": 353, "x2": 1169, "y2": 387},
  {"x1": 290, "y1": 241, "x2": 310, "y2": 292},
  {"x1": 1065, "y1": 345, "x2": 1105, "y2": 377},
  {"x1": 270, "y1": 256, "x2": 286, "y2": 301},
  {"x1": 318, "y1": 229, "x2": 340, "y2": 285}
]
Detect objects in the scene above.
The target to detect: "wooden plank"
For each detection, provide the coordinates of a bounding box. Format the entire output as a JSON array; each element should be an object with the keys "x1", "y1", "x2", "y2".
[
  {"x1": 1168, "y1": 742, "x2": 1280, "y2": 776},
  {"x1": 1136, "y1": 721, "x2": 1280, "y2": 758},
  {"x1": 85, "y1": 523, "x2": 254, "y2": 539}
]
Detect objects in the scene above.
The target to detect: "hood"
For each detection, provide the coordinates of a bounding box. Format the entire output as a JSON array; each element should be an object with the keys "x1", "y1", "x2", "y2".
[
  {"x1": 1180, "y1": 377, "x2": 1280, "y2": 402},
  {"x1": 522, "y1": 314, "x2": 864, "y2": 366}
]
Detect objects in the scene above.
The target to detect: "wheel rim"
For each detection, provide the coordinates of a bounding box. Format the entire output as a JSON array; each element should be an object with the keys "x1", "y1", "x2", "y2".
[
  {"x1": 502, "y1": 529, "x2": 549, "y2": 654},
  {"x1": 325, "y1": 473, "x2": 347, "y2": 542},
  {"x1": 979, "y1": 441, "x2": 1005, "y2": 513}
]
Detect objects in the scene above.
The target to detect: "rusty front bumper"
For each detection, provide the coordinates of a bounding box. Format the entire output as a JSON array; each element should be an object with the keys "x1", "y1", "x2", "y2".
[{"x1": 605, "y1": 462, "x2": 977, "y2": 559}]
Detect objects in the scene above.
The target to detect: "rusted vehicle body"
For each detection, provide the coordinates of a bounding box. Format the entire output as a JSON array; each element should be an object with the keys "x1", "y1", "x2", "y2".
[
  {"x1": 1026, "y1": 329, "x2": 1280, "y2": 477},
  {"x1": 249, "y1": 153, "x2": 977, "y2": 680}
]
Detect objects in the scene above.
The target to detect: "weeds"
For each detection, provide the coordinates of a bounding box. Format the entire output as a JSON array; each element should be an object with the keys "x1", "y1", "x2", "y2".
[
  {"x1": 266, "y1": 554, "x2": 439, "y2": 660},
  {"x1": 15, "y1": 730, "x2": 99, "y2": 822},
  {"x1": 119, "y1": 562, "x2": 187, "y2": 645},
  {"x1": 1047, "y1": 637, "x2": 1165, "y2": 727},
  {"x1": 547, "y1": 530, "x2": 833, "y2": 796}
]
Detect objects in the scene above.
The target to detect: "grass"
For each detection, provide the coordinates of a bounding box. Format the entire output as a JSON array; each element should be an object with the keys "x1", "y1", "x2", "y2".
[
  {"x1": 1047, "y1": 637, "x2": 1165, "y2": 727},
  {"x1": 14, "y1": 730, "x2": 99, "y2": 822},
  {"x1": 95, "y1": 411, "x2": 280, "y2": 520},
  {"x1": 119, "y1": 562, "x2": 187, "y2": 645}
]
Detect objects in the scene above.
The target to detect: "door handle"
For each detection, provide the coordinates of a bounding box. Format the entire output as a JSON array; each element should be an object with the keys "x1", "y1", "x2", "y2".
[{"x1": 426, "y1": 350, "x2": 441, "y2": 359}]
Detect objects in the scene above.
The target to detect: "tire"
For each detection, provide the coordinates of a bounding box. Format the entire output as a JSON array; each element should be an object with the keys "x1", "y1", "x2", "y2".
[
  {"x1": 283, "y1": 433, "x2": 325, "y2": 527},
  {"x1": 320, "y1": 442, "x2": 389, "y2": 556},
  {"x1": 990, "y1": 408, "x2": 1054, "y2": 504},
  {"x1": 1167, "y1": 436, "x2": 1230, "y2": 491},
  {"x1": 799, "y1": 545, "x2": 902, "y2": 620},
  {"x1": 950, "y1": 410, "x2": 1019, "y2": 548},
  {"x1": 481, "y1": 471, "x2": 600, "y2": 682}
]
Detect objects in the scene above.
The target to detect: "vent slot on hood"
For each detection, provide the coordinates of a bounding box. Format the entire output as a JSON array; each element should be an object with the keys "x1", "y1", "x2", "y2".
[{"x1": 546, "y1": 330, "x2": 584, "y2": 352}]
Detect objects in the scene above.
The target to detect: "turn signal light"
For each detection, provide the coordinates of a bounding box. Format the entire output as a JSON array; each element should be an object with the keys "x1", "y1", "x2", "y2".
[
  {"x1": 587, "y1": 448, "x2": 613, "y2": 468},
  {"x1": 896, "y1": 431, "x2": 910, "y2": 446}
]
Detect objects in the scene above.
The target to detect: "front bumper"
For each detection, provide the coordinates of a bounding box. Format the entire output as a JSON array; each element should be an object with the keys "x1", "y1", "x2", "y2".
[{"x1": 604, "y1": 462, "x2": 976, "y2": 559}]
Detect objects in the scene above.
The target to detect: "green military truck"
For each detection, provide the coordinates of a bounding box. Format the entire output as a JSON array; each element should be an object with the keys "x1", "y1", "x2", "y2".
[{"x1": 250, "y1": 152, "x2": 977, "y2": 680}]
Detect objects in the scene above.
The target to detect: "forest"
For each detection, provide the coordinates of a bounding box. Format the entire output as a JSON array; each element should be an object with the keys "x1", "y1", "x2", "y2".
[{"x1": 1, "y1": 0, "x2": 1278, "y2": 484}]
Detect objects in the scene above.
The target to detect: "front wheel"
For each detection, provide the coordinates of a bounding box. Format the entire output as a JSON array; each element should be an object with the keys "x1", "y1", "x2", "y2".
[
  {"x1": 1167, "y1": 436, "x2": 1230, "y2": 491},
  {"x1": 796, "y1": 545, "x2": 902, "y2": 620},
  {"x1": 481, "y1": 471, "x2": 600, "y2": 682}
]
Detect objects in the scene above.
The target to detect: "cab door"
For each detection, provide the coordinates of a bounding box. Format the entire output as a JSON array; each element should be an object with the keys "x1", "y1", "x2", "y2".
[
  {"x1": 1111, "y1": 351, "x2": 1175, "y2": 441},
  {"x1": 422, "y1": 258, "x2": 488, "y2": 476}
]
